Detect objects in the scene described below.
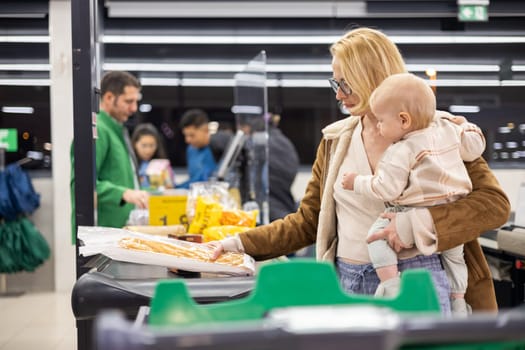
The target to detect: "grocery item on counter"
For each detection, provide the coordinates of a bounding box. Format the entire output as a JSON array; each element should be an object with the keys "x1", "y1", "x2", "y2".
[
  {"x1": 119, "y1": 236, "x2": 245, "y2": 267},
  {"x1": 124, "y1": 224, "x2": 186, "y2": 236},
  {"x1": 78, "y1": 226, "x2": 255, "y2": 276},
  {"x1": 202, "y1": 225, "x2": 249, "y2": 242}
]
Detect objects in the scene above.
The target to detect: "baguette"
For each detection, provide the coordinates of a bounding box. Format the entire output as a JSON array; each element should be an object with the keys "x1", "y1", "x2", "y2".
[
  {"x1": 118, "y1": 237, "x2": 244, "y2": 267},
  {"x1": 123, "y1": 225, "x2": 186, "y2": 237}
]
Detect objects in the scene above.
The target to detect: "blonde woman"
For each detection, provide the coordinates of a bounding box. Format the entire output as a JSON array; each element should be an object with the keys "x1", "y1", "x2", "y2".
[{"x1": 210, "y1": 27, "x2": 509, "y2": 314}]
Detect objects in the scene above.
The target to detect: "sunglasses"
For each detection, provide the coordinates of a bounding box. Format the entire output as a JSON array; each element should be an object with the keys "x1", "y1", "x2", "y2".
[{"x1": 328, "y1": 78, "x2": 352, "y2": 96}]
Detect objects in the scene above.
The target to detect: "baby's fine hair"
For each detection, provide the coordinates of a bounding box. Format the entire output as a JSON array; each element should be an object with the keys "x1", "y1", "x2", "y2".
[{"x1": 371, "y1": 73, "x2": 436, "y2": 130}]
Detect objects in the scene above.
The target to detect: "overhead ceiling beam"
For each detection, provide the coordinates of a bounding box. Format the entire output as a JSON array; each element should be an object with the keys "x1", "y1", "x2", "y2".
[
  {"x1": 0, "y1": 1, "x2": 48, "y2": 18},
  {"x1": 105, "y1": 1, "x2": 366, "y2": 18},
  {"x1": 105, "y1": 0, "x2": 525, "y2": 18}
]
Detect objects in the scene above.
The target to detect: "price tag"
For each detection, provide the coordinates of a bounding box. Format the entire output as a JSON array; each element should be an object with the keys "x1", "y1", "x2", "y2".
[{"x1": 149, "y1": 195, "x2": 187, "y2": 226}]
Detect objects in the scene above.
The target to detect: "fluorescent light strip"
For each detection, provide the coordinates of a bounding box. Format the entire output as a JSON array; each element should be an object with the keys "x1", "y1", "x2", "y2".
[
  {"x1": 0, "y1": 63, "x2": 51, "y2": 71},
  {"x1": 0, "y1": 34, "x2": 523, "y2": 45},
  {"x1": 0, "y1": 79, "x2": 50, "y2": 86},
  {"x1": 427, "y1": 79, "x2": 500, "y2": 87},
  {"x1": 0, "y1": 62, "x2": 503, "y2": 74},
  {"x1": 1, "y1": 77, "x2": 523, "y2": 88},
  {"x1": 407, "y1": 64, "x2": 499, "y2": 72},
  {"x1": 140, "y1": 78, "x2": 329, "y2": 87},
  {"x1": 105, "y1": 62, "x2": 500, "y2": 73},
  {"x1": 102, "y1": 35, "x2": 337, "y2": 45},
  {"x1": 0, "y1": 35, "x2": 50, "y2": 43},
  {"x1": 0, "y1": 14, "x2": 47, "y2": 19},
  {"x1": 390, "y1": 36, "x2": 525, "y2": 44},
  {"x1": 106, "y1": 1, "x2": 339, "y2": 18},
  {"x1": 231, "y1": 105, "x2": 263, "y2": 114},
  {"x1": 102, "y1": 34, "x2": 525, "y2": 45},
  {"x1": 501, "y1": 80, "x2": 525, "y2": 86},
  {"x1": 449, "y1": 105, "x2": 480, "y2": 113},
  {"x1": 1, "y1": 106, "x2": 34, "y2": 114},
  {"x1": 511, "y1": 65, "x2": 525, "y2": 72},
  {"x1": 139, "y1": 77, "x2": 181, "y2": 86},
  {"x1": 104, "y1": 62, "x2": 245, "y2": 72},
  {"x1": 182, "y1": 78, "x2": 236, "y2": 87},
  {"x1": 277, "y1": 80, "x2": 329, "y2": 88},
  {"x1": 142, "y1": 78, "x2": 507, "y2": 87}
]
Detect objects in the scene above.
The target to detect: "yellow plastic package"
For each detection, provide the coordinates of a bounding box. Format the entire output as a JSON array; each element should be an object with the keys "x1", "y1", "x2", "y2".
[
  {"x1": 220, "y1": 209, "x2": 258, "y2": 227},
  {"x1": 202, "y1": 225, "x2": 250, "y2": 242},
  {"x1": 187, "y1": 196, "x2": 223, "y2": 234}
]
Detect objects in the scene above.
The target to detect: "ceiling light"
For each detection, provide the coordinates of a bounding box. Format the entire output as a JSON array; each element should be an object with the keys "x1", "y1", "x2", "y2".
[
  {"x1": 139, "y1": 104, "x2": 152, "y2": 113},
  {"x1": 2, "y1": 106, "x2": 35, "y2": 114},
  {"x1": 409, "y1": 64, "x2": 499, "y2": 72},
  {"x1": 449, "y1": 105, "x2": 480, "y2": 113},
  {"x1": 106, "y1": 1, "x2": 339, "y2": 18},
  {"x1": 102, "y1": 34, "x2": 525, "y2": 45},
  {"x1": 182, "y1": 78, "x2": 236, "y2": 87},
  {"x1": 104, "y1": 63, "x2": 246, "y2": 72},
  {"x1": 105, "y1": 62, "x2": 500, "y2": 74},
  {"x1": 425, "y1": 68, "x2": 437, "y2": 77},
  {"x1": 102, "y1": 35, "x2": 338, "y2": 45},
  {"x1": 427, "y1": 79, "x2": 500, "y2": 87},
  {"x1": 512, "y1": 65, "x2": 525, "y2": 72},
  {"x1": 501, "y1": 80, "x2": 525, "y2": 86},
  {"x1": 0, "y1": 64, "x2": 51, "y2": 71},
  {"x1": 0, "y1": 35, "x2": 49, "y2": 43},
  {"x1": 139, "y1": 77, "x2": 181, "y2": 86},
  {"x1": 0, "y1": 14, "x2": 47, "y2": 19},
  {"x1": 140, "y1": 77, "x2": 508, "y2": 88},
  {"x1": 277, "y1": 79, "x2": 329, "y2": 88},
  {"x1": 0, "y1": 79, "x2": 50, "y2": 86},
  {"x1": 231, "y1": 105, "x2": 263, "y2": 114},
  {"x1": 390, "y1": 36, "x2": 525, "y2": 44}
]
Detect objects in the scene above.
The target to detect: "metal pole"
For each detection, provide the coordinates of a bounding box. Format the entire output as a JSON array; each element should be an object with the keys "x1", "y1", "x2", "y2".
[{"x1": 71, "y1": 0, "x2": 96, "y2": 280}]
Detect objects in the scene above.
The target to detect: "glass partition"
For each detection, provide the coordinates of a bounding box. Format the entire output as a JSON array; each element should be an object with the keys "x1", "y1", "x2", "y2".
[{"x1": 227, "y1": 51, "x2": 269, "y2": 225}]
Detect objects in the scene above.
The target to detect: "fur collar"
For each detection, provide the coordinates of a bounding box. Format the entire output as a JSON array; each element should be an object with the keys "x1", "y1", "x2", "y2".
[{"x1": 322, "y1": 116, "x2": 360, "y2": 140}]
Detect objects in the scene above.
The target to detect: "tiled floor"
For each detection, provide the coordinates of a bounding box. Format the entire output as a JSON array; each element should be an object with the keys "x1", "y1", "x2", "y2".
[{"x1": 0, "y1": 291, "x2": 76, "y2": 350}]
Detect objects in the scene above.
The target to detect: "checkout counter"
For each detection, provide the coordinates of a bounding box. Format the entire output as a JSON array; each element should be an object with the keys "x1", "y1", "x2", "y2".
[
  {"x1": 71, "y1": 255, "x2": 255, "y2": 350},
  {"x1": 72, "y1": 227, "x2": 525, "y2": 350},
  {"x1": 479, "y1": 227, "x2": 525, "y2": 308},
  {"x1": 84, "y1": 259, "x2": 525, "y2": 350}
]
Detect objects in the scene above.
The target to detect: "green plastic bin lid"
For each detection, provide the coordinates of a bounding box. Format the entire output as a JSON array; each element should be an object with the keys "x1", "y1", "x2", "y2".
[{"x1": 148, "y1": 259, "x2": 440, "y2": 327}]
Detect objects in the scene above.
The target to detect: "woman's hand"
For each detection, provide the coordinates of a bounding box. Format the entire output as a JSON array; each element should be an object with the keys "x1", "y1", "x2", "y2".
[
  {"x1": 366, "y1": 212, "x2": 410, "y2": 253},
  {"x1": 206, "y1": 241, "x2": 225, "y2": 260}
]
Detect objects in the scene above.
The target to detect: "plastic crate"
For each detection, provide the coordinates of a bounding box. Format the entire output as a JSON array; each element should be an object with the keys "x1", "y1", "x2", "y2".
[{"x1": 148, "y1": 259, "x2": 441, "y2": 327}]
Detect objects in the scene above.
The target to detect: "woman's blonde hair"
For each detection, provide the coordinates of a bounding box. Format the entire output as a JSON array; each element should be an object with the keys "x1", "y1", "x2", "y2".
[{"x1": 330, "y1": 27, "x2": 407, "y2": 115}]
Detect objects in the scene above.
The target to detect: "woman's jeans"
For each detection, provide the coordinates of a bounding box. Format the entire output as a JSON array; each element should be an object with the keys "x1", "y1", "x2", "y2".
[{"x1": 336, "y1": 254, "x2": 451, "y2": 315}]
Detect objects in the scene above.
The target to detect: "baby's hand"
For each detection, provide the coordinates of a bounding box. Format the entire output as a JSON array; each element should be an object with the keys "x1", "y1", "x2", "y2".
[
  {"x1": 450, "y1": 115, "x2": 467, "y2": 125},
  {"x1": 342, "y1": 172, "x2": 357, "y2": 190}
]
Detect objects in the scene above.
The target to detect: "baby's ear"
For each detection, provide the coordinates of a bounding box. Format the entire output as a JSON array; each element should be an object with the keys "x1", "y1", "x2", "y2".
[{"x1": 399, "y1": 112, "x2": 412, "y2": 129}]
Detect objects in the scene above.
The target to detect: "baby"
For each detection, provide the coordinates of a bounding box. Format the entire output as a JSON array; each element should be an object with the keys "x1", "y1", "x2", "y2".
[{"x1": 342, "y1": 73, "x2": 485, "y2": 315}]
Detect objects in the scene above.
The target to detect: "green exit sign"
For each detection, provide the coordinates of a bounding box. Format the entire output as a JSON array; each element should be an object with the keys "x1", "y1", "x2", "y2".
[
  {"x1": 0, "y1": 128, "x2": 18, "y2": 152},
  {"x1": 458, "y1": 4, "x2": 488, "y2": 21}
]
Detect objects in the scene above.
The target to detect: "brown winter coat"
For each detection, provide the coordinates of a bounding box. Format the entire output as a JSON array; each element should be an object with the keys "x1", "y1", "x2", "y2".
[{"x1": 239, "y1": 116, "x2": 510, "y2": 311}]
